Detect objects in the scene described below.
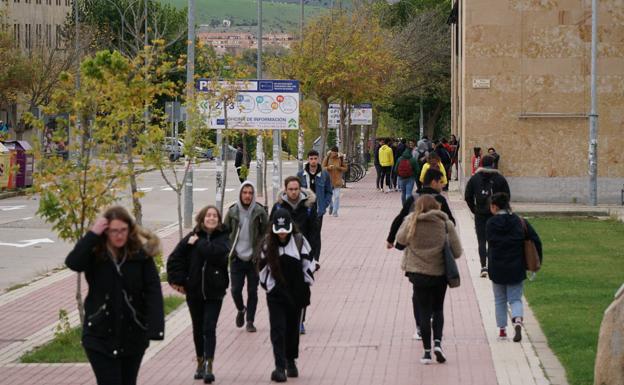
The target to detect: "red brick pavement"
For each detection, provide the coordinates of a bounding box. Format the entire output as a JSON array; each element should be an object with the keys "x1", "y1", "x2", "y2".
[{"x1": 0, "y1": 173, "x2": 498, "y2": 385}]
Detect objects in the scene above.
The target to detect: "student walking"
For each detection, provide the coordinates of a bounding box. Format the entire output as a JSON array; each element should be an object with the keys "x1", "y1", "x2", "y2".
[
  {"x1": 65, "y1": 206, "x2": 165, "y2": 385},
  {"x1": 486, "y1": 193, "x2": 542, "y2": 341},
  {"x1": 471, "y1": 147, "x2": 482, "y2": 175},
  {"x1": 259, "y1": 209, "x2": 315, "y2": 382},
  {"x1": 449, "y1": 135, "x2": 459, "y2": 181},
  {"x1": 394, "y1": 148, "x2": 421, "y2": 206},
  {"x1": 419, "y1": 153, "x2": 448, "y2": 189},
  {"x1": 322, "y1": 147, "x2": 348, "y2": 217},
  {"x1": 464, "y1": 155, "x2": 511, "y2": 278},
  {"x1": 396, "y1": 196, "x2": 463, "y2": 365},
  {"x1": 297, "y1": 150, "x2": 333, "y2": 231},
  {"x1": 374, "y1": 139, "x2": 383, "y2": 191},
  {"x1": 167, "y1": 206, "x2": 231, "y2": 383},
  {"x1": 378, "y1": 139, "x2": 395, "y2": 192},
  {"x1": 224, "y1": 181, "x2": 269, "y2": 333}
]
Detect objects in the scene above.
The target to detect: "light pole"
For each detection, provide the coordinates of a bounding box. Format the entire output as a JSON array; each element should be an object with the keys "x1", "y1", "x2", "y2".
[
  {"x1": 256, "y1": 0, "x2": 264, "y2": 197},
  {"x1": 74, "y1": 0, "x2": 81, "y2": 158},
  {"x1": 588, "y1": 0, "x2": 598, "y2": 206},
  {"x1": 183, "y1": 0, "x2": 195, "y2": 228},
  {"x1": 297, "y1": 0, "x2": 304, "y2": 172}
]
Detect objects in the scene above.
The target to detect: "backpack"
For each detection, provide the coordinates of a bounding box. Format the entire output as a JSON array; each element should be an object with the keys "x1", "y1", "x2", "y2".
[
  {"x1": 397, "y1": 158, "x2": 414, "y2": 178},
  {"x1": 475, "y1": 177, "x2": 495, "y2": 210}
]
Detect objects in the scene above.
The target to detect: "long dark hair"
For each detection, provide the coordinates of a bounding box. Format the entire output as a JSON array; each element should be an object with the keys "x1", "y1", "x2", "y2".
[
  {"x1": 194, "y1": 205, "x2": 224, "y2": 234},
  {"x1": 95, "y1": 206, "x2": 155, "y2": 260},
  {"x1": 261, "y1": 229, "x2": 299, "y2": 285}
]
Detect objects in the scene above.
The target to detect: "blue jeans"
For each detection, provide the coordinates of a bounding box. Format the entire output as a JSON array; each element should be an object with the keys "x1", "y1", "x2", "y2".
[
  {"x1": 492, "y1": 282, "x2": 524, "y2": 328},
  {"x1": 397, "y1": 177, "x2": 415, "y2": 206},
  {"x1": 330, "y1": 188, "x2": 341, "y2": 215}
]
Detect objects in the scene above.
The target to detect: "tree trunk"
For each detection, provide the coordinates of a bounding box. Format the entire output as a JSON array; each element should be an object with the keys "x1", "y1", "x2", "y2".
[
  {"x1": 76, "y1": 272, "x2": 84, "y2": 323},
  {"x1": 125, "y1": 135, "x2": 143, "y2": 225},
  {"x1": 425, "y1": 101, "x2": 444, "y2": 139},
  {"x1": 320, "y1": 98, "x2": 329, "y2": 157}
]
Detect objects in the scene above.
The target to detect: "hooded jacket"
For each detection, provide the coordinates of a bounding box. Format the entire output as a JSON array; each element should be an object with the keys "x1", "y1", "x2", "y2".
[
  {"x1": 297, "y1": 163, "x2": 333, "y2": 216},
  {"x1": 271, "y1": 189, "x2": 320, "y2": 262},
  {"x1": 464, "y1": 167, "x2": 511, "y2": 215},
  {"x1": 65, "y1": 231, "x2": 165, "y2": 358},
  {"x1": 419, "y1": 162, "x2": 448, "y2": 185},
  {"x1": 167, "y1": 227, "x2": 231, "y2": 301},
  {"x1": 486, "y1": 212, "x2": 542, "y2": 285},
  {"x1": 378, "y1": 144, "x2": 394, "y2": 167},
  {"x1": 396, "y1": 210, "x2": 463, "y2": 277},
  {"x1": 322, "y1": 150, "x2": 348, "y2": 188},
  {"x1": 223, "y1": 181, "x2": 269, "y2": 262},
  {"x1": 393, "y1": 148, "x2": 420, "y2": 179}
]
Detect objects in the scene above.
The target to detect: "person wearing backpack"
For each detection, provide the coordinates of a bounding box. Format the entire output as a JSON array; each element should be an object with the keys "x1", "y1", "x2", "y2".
[
  {"x1": 396, "y1": 195, "x2": 463, "y2": 365},
  {"x1": 259, "y1": 209, "x2": 315, "y2": 382},
  {"x1": 486, "y1": 193, "x2": 542, "y2": 342},
  {"x1": 394, "y1": 148, "x2": 421, "y2": 206},
  {"x1": 464, "y1": 155, "x2": 510, "y2": 278}
]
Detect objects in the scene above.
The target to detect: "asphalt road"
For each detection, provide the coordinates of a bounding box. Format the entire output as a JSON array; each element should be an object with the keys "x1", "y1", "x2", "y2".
[{"x1": 0, "y1": 160, "x2": 300, "y2": 291}]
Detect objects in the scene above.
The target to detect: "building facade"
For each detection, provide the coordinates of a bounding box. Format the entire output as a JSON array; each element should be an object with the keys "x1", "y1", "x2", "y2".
[
  {"x1": 450, "y1": 0, "x2": 624, "y2": 204},
  {"x1": 197, "y1": 30, "x2": 294, "y2": 56}
]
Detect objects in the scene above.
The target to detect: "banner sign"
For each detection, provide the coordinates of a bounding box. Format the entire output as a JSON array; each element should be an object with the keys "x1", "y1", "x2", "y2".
[
  {"x1": 196, "y1": 79, "x2": 300, "y2": 130},
  {"x1": 328, "y1": 103, "x2": 373, "y2": 128}
]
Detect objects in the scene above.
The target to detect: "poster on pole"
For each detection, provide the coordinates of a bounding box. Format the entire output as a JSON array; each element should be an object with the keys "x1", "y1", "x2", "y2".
[
  {"x1": 327, "y1": 103, "x2": 373, "y2": 128},
  {"x1": 196, "y1": 79, "x2": 300, "y2": 130}
]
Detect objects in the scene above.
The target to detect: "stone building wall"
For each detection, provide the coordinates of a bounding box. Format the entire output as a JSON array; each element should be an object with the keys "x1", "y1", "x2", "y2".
[{"x1": 453, "y1": 0, "x2": 624, "y2": 203}]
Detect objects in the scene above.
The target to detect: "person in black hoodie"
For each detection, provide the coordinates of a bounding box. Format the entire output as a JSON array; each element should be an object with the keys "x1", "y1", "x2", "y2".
[
  {"x1": 464, "y1": 155, "x2": 510, "y2": 278},
  {"x1": 65, "y1": 206, "x2": 165, "y2": 385},
  {"x1": 167, "y1": 205, "x2": 231, "y2": 384},
  {"x1": 259, "y1": 208, "x2": 315, "y2": 382},
  {"x1": 374, "y1": 139, "x2": 383, "y2": 190},
  {"x1": 486, "y1": 193, "x2": 542, "y2": 342}
]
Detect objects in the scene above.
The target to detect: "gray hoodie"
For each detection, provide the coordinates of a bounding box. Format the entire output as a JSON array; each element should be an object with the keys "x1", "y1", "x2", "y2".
[{"x1": 234, "y1": 181, "x2": 257, "y2": 261}]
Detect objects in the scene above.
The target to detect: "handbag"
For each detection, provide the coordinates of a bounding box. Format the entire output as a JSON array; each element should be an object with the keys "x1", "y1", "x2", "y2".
[
  {"x1": 520, "y1": 218, "x2": 541, "y2": 272},
  {"x1": 443, "y1": 223, "x2": 461, "y2": 288}
]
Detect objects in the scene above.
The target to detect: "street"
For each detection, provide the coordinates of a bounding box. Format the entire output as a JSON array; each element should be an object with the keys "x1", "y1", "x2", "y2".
[{"x1": 0, "y1": 160, "x2": 300, "y2": 291}]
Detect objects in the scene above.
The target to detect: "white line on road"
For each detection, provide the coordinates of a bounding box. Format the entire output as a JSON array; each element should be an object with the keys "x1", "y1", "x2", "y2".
[
  {"x1": 0, "y1": 205, "x2": 26, "y2": 211},
  {"x1": 21, "y1": 217, "x2": 33, "y2": 221},
  {"x1": 0, "y1": 238, "x2": 55, "y2": 248},
  {"x1": 138, "y1": 187, "x2": 153, "y2": 192},
  {"x1": 193, "y1": 188, "x2": 208, "y2": 192}
]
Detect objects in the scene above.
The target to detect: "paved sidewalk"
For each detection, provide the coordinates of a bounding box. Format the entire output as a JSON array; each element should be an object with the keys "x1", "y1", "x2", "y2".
[{"x1": 0, "y1": 173, "x2": 561, "y2": 384}]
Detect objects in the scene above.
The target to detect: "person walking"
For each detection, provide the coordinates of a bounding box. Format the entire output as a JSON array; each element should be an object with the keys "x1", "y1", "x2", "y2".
[
  {"x1": 234, "y1": 143, "x2": 247, "y2": 183},
  {"x1": 486, "y1": 193, "x2": 542, "y2": 342},
  {"x1": 224, "y1": 181, "x2": 269, "y2": 333},
  {"x1": 436, "y1": 140, "x2": 453, "y2": 188},
  {"x1": 378, "y1": 139, "x2": 395, "y2": 193},
  {"x1": 471, "y1": 147, "x2": 482, "y2": 175},
  {"x1": 449, "y1": 135, "x2": 459, "y2": 181},
  {"x1": 322, "y1": 147, "x2": 348, "y2": 217},
  {"x1": 391, "y1": 139, "x2": 401, "y2": 191},
  {"x1": 419, "y1": 153, "x2": 448, "y2": 189},
  {"x1": 488, "y1": 147, "x2": 501, "y2": 169},
  {"x1": 374, "y1": 139, "x2": 383, "y2": 191},
  {"x1": 259, "y1": 209, "x2": 315, "y2": 382},
  {"x1": 297, "y1": 150, "x2": 332, "y2": 231},
  {"x1": 416, "y1": 135, "x2": 433, "y2": 165},
  {"x1": 65, "y1": 206, "x2": 165, "y2": 385},
  {"x1": 396, "y1": 195, "x2": 463, "y2": 365},
  {"x1": 167, "y1": 206, "x2": 231, "y2": 383},
  {"x1": 464, "y1": 155, "x2": 511, "y2": 278},
  {"x1": 394, "y1": 147, "x2": 420, "y2": 206},
  {"x1": 271, "y1": 176, "x2": 320, "y2": 334}
]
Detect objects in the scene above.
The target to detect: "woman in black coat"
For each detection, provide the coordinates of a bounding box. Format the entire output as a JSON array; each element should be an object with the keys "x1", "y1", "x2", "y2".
[
  {"x1": 167, "y1": 205, "x2": 230, "y2": 384},
  {"x1": 486, "y1": 193, "x2": 542, "y2": 343},
  {"x1": 65, "y1": 206, "x2": 165, "y2": 385}
]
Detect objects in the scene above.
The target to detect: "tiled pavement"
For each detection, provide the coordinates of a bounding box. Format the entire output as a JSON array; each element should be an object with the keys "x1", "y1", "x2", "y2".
[{"x1": 0, "y1": 173, "x2": 564, "y2": 384}]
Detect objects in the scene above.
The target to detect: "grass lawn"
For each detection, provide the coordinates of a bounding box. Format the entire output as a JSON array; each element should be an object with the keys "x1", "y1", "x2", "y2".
[
  {"x1": 20, "y1": 295, "x2": 186, "y2": 363},
  {"x1": 524, "y1": 217, "x2": 624, "y2": 385}
]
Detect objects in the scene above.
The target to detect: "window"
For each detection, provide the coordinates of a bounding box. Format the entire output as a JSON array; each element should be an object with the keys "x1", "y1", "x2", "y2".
[
  {"x1": 65, "y1": 0, "x2": 69, "y2": 5},
  {"x1": 46, "y1": 0, "x2": 51, "y2": 4},
  {"x1": 55, "y1": 25, "x2": 63, "y2": 48},
  {"x1": 13, "y1": 24, "x2": 20, "y2": 48},
  {"x1": 55, "y1": 0, "x2": 60, "y2": 5},
  {"x1": 36, "y1": 0, "x2": 41, "y2": 3},
  {"x1": 14, "y1": 0, "x2": 20, "y2": 3},
  {"x1": 36, "y1": 24, "x2": 42, "y2": 47},
  {"x1": 45, "y1": 24, "x2": 51, "y2": 48},
  {"x1": 25, "y1": 24, "x2": 32, "y2": 49}
]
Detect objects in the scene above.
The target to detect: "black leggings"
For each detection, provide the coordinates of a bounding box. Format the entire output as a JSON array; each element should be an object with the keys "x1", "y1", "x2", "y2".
[
  {"x1": 268, "y1": 299, "x2": 302, "y2": 370},
  {"x1": 85, "y1": 349, "x2": 144, "y2": 385},
  {"x1": 475, "y1": 214, "x2": 491, "y2": 268},
  {"x1": 187, "y1": 296, "x2": 223, "y2": 359},
  {"x1": 413, "y1": 283, "x2": 448, "y2": 350},
  {"x1": 375, "y1": 164, "x2": 383, "y2": 189}
]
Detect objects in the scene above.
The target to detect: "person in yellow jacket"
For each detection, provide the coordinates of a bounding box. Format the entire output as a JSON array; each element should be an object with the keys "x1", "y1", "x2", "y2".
[
  {"x1": 419, "y1": 153, "x2": 448, "y2": 187},
  {"x1": 378, "y1": 139, "x2": 395, "y2": 193}
]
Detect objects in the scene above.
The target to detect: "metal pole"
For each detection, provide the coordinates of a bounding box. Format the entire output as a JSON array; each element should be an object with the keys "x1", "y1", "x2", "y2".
[
  {"x1": 588, "y1": 0, "x2": 598, "y2": 206},
  {"x1": 359, "y1": 125, "x2": 364, "y2": 165},
  {"x1": 74, "y1": 0, "x2": 81, "y2": 157},
  {"x1": 297, "y1": 0, "x2": 304, "y2": 172},
  {"x1": 419, "y1": 100, "x2": 424, "y2": 139},
  {"x1": 183, "y1": 0, "x2": 195, "y2": 228},
  {"x1": 256, "y1": 0, "x2": 264, "y2": 197},
  {"x1": 215, "y1": 127, "x2": 223, "y2": 212}
]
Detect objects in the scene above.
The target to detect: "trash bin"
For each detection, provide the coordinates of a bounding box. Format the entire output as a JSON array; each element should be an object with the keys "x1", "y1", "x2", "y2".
[
  {"x1": 0, "y1": 142, "x2": 10, "y2": 190},
  {"x1": 2, "y1": 140, "x2": 34, "y2": 188}
]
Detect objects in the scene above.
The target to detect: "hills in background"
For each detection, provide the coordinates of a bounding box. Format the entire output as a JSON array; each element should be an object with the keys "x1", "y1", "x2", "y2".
[{"x1": 160, "y1": 0, "x2": 348, "y2": 33}]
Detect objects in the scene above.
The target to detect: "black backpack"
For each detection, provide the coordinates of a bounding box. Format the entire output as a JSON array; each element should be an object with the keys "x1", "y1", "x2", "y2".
[{"x1": 475, "y1": 177, "x2": 495, "y2": 211}]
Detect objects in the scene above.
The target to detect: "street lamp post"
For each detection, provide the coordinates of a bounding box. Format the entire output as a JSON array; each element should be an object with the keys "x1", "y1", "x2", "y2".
[
  {"x1": 183, "y1": 0, "x2": 195, "y2": 228},
  {"x1": 256, "y1": 0, "x2": 264, "y2": 197},
  {"x1": 297, "y1": 0, "x2": 304, "y2": 173},
  {"x1": 588, "y1": 0, "x2": 598, "y2": 206}
]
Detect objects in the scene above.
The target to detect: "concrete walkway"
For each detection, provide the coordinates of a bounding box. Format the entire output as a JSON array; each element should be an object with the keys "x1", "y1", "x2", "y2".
[{"x1": 0, "y1": 173, "x2": 564, "y2": 384}]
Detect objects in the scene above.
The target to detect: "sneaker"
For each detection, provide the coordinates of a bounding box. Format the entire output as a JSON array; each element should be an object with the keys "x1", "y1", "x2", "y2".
[
  {"x1": 433, "y1": 346, "x2": 446, "y2": 363},
  {"x1": 513, "y1": 322, "x2": 522, "y2": 342},
  {"x1": 332, "y1": 213, "x2": 338, "y2": 217},
  {"x1": 412, "y1": 328, "x2": 422, "y2": 340},
  {"x1": 420, "y1": 351, "x2": 433, "y2": 365},
  {"x1": 271, "y1": 368, "x2": 287, "y2": 383},
  {"x1": 299, "y1": 322, "x2": 306, "y2": 335},
  {"x1": 246, "y1": 322, "x2": 257, "y2": 333},
  {"x1": 498, "y1": 328, "x2": 508, "y2": 340},
  {"x1": 480, "y1": 267, "x2": 488, "y2": 278},
  {"x1": 236, "y1": 308, "x2": 246, "y2": 328},
  {"x1": 286, "y1": 360, "x2": 299, "y2": 378}
]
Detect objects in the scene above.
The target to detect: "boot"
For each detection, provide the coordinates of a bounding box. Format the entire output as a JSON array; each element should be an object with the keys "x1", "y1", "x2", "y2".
[
  {"x1": 194, "y1": 356, "x2": 205, "y2": 380},
  {"x1": 286, "y1": 359, "x2": 299, "y2": 378},
  {"x1": 203, "y1": 358, "x2": 215, "y2": 384},
  {"x1": 271, "y1": 368, "x2": 287, "y2": 383}
]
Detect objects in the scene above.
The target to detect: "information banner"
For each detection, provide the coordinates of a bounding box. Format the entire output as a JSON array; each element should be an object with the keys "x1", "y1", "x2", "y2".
[
  {"x1": 328, "y1": 103, "x2": 373, "y2": 128},
  {"x1": 196, "y1": 79, "x2": 299, "y2": 130}
]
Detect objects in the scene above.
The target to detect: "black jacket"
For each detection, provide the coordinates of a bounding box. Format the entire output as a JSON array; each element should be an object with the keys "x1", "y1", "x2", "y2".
[
  {"x1": 435, "y1": 146, "x2": 452, "y2": 167},
  {"x1": 167, "y1": 228, "x2": 231, "y2": 300},
  {"x1": 235, "y1": 149, "x2": 244, "y2": 168},
  {"x1": 270, "y1": 190, "x2": 320, "y2": 261},
  {"x1": 464, "y1": 168, "x2": 510, "y2": 215},
  {"x1": 387, "y1": 187, "x2": 455, "y2": 245},
  {"x1": 486, "y1": 213, "x2": 543, "y2": 285},
  {"x1": 65, "y1": 232, "x2": 165, "y2": 357}
]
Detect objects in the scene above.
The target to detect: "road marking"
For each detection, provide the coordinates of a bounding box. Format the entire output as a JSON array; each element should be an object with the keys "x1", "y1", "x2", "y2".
[
  {"x1": 0, "y1": 238, "x2": 55, "y2": 248},
  {"x1": 161, "y1": 187, "x2": 174, "y2": 191},
  {"x1": 138, "y1": 187, "x2": 153, "y2": 192},
  {"x1": 21, "y1": 217, "x2": 33, "y2": 221},
  {"x1": 225, "y1": 188, "x2": 235, "y2": 192},
  {"x1": 193, "y1": 188, "x2": 208, "y2": 192},
  {"x1": 0, "y1": 205, "x2": 26, "y2": 211}
]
